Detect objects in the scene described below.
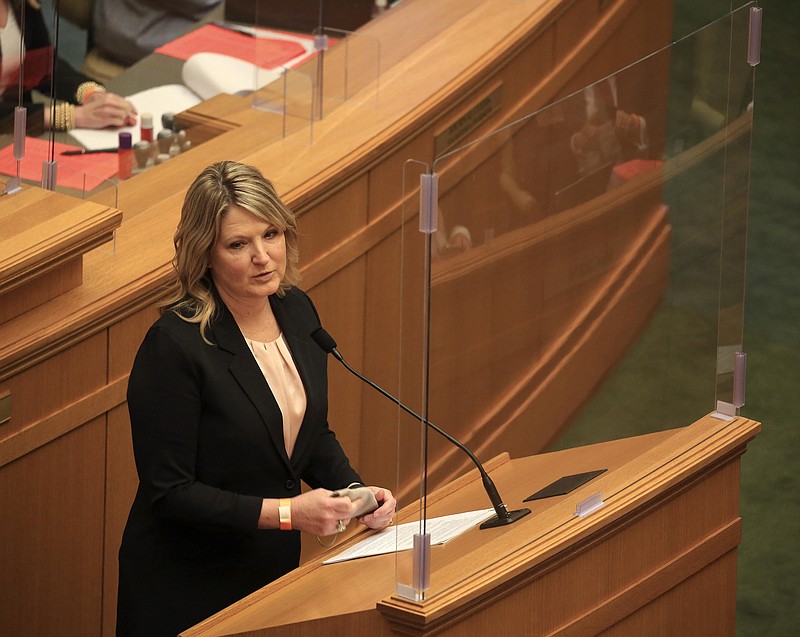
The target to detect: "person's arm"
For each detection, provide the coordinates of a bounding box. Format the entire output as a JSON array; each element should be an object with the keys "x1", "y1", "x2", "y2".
[
  {"x1": 127, "y1": 324, "x2": 263, "y2": 531},
  {"x1": 21, "y1": 6, "x2": 138, "y2": 130},
  {"x1": 51, "y1": 58, "x2": 137, "y2": 130},
  {"x1": 256, "y1": 491, "x2": 355, "y2": 535},
  {"x1": 130, "y1": 320, "x2": 374, "y2": 536}
]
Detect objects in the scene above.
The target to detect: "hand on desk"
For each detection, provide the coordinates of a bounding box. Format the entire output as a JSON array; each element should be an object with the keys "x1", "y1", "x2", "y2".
[{"x1": 75, "y1": 92, "x2": 138, "y2": 129}]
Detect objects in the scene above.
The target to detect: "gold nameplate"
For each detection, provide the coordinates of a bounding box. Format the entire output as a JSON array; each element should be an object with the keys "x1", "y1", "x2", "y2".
[
  {"x1": 0, "y1": 391, "x2": 10, "y2": 426},
  {"x1": 434, "y1": 85, "x2": 503, "y2": 157}
]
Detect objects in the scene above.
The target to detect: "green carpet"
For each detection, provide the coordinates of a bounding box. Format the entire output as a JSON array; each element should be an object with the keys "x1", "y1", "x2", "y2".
[{"x1": 731, "y1": 1, "x2": 800, "y2": 634}]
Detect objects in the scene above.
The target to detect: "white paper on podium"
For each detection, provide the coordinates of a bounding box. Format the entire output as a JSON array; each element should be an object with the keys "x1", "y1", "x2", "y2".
[
  {"x1": 323, "y1": 508, "x2": 495, "y2": 565},
  {"x1": 68, "y1": 84, "x2": 203, "y2": 150}
]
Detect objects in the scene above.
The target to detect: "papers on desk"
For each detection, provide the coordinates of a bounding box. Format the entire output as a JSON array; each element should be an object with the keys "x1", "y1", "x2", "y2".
[
  {"x1": 68, "y1": 84, "x2": 202, "y2": 151},
  {"x1": 0, "y1": 137, "x2": 118, "y2": 190},
  {"x1": 181, "y1": 53, "x2": 283, "y2": 101},
  {"x1": 69, "y1": 25, "x2": 319, "y2": 151},
  {"x1": 323, "y1": 509, "x2": 495, "y2": 565},
  {"x1": 155, "y1": 23, "x2": 312, "y2": 67},
  {"x1": 178, "y1": 25, "x2": 319, "y2": 100}
]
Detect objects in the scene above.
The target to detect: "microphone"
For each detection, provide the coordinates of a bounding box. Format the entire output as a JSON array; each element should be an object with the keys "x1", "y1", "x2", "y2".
[{"x1": 311, "y1": 327, "x2": 531, "y2": 529}]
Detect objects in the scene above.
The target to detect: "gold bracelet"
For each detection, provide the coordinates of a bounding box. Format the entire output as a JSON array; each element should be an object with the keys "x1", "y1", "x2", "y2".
[
  {"x1": 75, "y1": 81, "x2": 106, "y2": 105},
  {"x1": 65, "y1": 103, "x2": 75, "y2": 130},
  {"x1": 52, "y1": 103, "x2": 76, "y2": 131},
  {"x1": 53, "y1": 103, "x2": 63, "y2": 130}
]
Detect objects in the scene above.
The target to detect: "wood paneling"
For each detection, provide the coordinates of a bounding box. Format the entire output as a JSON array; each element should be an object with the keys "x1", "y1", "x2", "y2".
[
  {"x1": 0, "y1": 183, "x2": 121, "y2": 323},
  {"x1": 103, "y1": 403, "x2": 139, "y2": 637},
  {"x1": 0, "y1": 418, "x2": 106, "y2": 636},
  {"x1": 0, "y1": 330, "x2": 107, "y2": 458}
]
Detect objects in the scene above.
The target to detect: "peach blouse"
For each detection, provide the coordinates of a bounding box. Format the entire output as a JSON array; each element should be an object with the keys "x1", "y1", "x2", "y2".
[{"x1": 247, "y1": 334, "x2": 306, "y2": 457}]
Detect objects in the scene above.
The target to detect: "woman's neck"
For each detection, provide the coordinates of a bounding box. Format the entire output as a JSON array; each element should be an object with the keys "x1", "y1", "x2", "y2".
[{"x1": 220, "y1": 293, "x2": 280, "y2": 343}]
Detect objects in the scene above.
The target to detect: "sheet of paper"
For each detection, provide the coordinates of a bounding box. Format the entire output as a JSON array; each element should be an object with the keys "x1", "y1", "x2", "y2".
[
  {"x1": 179, "y1": 26, "x2": 320, "y2": 100},
  {"x1": 0, "y1": 137, "x2": 118, "y2": 190},
  {"x1": 323, "y1": 508, "x2": 495, "y2": 565},
  {"x1": 181, "y1": 52, "x2": 284, "y2": 101},
  {"x1": 68, "y1": 84, "x2": 202, "y2": 151}
]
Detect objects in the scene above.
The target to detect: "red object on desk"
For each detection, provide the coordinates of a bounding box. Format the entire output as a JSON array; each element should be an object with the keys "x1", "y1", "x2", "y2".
[
  {"x1": 154, "y1": 24, "x2": 308, "y2": 68},
  {"x1": 0, "y1": 137, "x2": 119, "y2": 191}
]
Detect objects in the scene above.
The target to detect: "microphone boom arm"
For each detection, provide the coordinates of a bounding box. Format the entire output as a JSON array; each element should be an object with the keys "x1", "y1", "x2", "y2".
[{"x1": 312, "y1": 328, "x2": 530, "y2": 529}]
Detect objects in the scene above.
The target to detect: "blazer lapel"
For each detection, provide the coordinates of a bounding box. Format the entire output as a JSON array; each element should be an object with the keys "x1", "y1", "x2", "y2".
[
  {"x1": 270, "y1": 293, "x2": 323, "y2": 465},
  {"x1": 209, "y1": 302, "x2": 293, "y2": 472}
]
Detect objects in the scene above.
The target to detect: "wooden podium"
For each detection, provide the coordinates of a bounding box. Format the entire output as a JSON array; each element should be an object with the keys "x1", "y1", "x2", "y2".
[{"x1": 182, "y1": 413, "x2": 759, "y2": 636}]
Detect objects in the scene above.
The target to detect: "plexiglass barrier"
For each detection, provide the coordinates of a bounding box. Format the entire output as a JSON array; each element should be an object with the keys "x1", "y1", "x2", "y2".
[
  {"x1": 392, "y1": 2, "x2": 757, "y2": 602},
  {"x1": 0, "y1": 2, "x2": 119, "y2": 253},
  {"x1": 247, "y1": 1, "x2": 381, "y2": 145}
]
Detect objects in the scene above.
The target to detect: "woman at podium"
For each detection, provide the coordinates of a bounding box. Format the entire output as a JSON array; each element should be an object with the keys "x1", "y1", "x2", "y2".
[{"x1": 116, "y1": 161, "x2": 395, "y2": 637}]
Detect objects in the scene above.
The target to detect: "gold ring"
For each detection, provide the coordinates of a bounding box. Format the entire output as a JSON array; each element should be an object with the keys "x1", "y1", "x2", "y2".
[{"x1": 336, "y1": 520, "x2": 346, "y2": 533}]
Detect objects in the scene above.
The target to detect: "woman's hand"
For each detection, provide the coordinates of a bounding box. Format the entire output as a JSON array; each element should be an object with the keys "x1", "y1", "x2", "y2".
[
  {"x1": 289, "y1": 488, "x2": 354, "y2": 536},
  {"x1": 74, "y1": 92, "x2": 138, "y2": 129},
  {"x1": 358, "y1": 486, "x2": 396, "y2": 530}
]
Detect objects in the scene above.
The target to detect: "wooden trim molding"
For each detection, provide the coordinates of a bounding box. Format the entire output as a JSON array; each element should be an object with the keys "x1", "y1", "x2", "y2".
[{"x1": 0, "y1": 374, "x2": 129, "y2": 468}]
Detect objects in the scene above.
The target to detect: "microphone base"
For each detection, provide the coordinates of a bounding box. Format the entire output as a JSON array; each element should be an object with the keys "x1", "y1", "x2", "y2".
[{"x1": 479, "y1": 507, "x2": 531, "y2": 530}]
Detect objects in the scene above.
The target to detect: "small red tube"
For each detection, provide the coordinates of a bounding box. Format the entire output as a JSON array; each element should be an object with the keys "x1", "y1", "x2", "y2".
[
  {"x1": 140, "y1": 112, "x2": 154, "y2": 142},
  {"x1": 118, "y1": 132, "x2": 133, "y2": 180}
]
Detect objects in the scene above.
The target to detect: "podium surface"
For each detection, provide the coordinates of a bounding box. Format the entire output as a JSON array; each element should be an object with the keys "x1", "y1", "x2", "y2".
[{"x1": 183, "y1": 413, "x2": 759, "y2": 636}]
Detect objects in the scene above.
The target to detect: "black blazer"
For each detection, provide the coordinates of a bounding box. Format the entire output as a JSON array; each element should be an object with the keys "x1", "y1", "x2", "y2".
[{"x1": 117, "y1": 287, "x2": 361, "y2": 637}]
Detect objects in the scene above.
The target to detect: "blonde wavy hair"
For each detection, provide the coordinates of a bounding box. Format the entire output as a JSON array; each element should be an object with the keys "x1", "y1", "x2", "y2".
[{"x1": 160, "y1": 161, "x2": 300, "y2": 340}]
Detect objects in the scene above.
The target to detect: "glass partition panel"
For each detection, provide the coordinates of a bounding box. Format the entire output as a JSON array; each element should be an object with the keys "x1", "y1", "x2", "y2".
[
  {"x1": 393, "y1": 3, "x2": 757, "y2": 602},
  {"x1": 1, "y1": 1, "x2": 119, "y2": 214},
  {"x1": 249, "y1": 1, "x2": 381, "y2": 145}
]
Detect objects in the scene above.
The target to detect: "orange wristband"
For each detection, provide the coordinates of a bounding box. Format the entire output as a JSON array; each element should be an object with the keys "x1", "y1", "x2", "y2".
[{"x1": 278, "y1": 498, "x2": 292, "y2": 531}]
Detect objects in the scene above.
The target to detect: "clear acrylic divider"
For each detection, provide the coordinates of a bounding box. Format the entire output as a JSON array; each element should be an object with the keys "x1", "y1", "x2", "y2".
[
  {"x1": 0, "y1": 2, "x2": 121, "y2": 253},
  {"x1": 393, "y1": 2, "x2": 757, "y2": 603},
  {"x1": 248, "y1": 2, "x2": 381, "y2": 146},
  {"x1": 251, "y1": 68, "x2": 317, "y2": 146},
  {"x1": 306, "y1": 27, "x2": 381, "y2": 116},
  {"x1": 0, "y1": 157, "x2": 117, "y2": 204},
  {"x1": 0, "y1": 158, "x2": 120, "y2": 255},
  {"x1": 54, "y1": 166, "x2": 120, "y2": 255}
]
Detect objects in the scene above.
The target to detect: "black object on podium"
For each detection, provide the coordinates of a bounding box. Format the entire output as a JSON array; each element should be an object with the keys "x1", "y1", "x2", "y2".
[{"x1": 524, "y1": 469, "x2": 607, "y2": 501}]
